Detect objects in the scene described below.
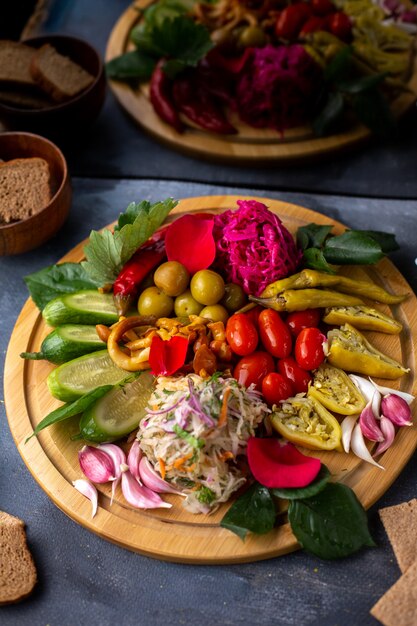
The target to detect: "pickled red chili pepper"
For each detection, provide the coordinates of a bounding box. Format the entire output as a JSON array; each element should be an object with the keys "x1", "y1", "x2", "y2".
[
  {"x1": 149, "y1": 60, "x2": 183, "y2": 133},
  {"x1": 113, "y1": 230, "x2": 166, "y2": 315}
]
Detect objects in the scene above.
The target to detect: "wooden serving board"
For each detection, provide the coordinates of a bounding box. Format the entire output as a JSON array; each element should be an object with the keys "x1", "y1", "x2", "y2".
[
  {"x1": 105, "y1": 2, "x2": 417, "y2": 163},
  {"x1": 4, "y1": 196, "x2": 417, "y2": 563}
]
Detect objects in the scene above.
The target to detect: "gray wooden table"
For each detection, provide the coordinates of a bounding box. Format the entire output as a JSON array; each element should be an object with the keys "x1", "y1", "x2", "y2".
[{"x1": 1, "y1": 179, "x2": 416, "y2": 626}]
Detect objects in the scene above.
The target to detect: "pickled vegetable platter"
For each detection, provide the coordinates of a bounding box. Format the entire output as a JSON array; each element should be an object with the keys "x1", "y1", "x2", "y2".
[
  {"x1": 105, "y1": 0, "x2": 417, "y2": 162},
  {"x1": 5, "y1": 195, "x2": 417, "y2": 563}
]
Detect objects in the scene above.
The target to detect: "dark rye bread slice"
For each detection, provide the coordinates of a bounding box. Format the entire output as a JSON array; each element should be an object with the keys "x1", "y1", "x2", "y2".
[
  {"x1": 0, "y1": 511, "x2": 37, "y2": 605},
  {"x1": 0, "y1": 40, "x2": 36, "y2": 87},
  {"x1": 379, "y1": 499, "x2": 417, "y2": 573},
  {"x1": 370, "y1": 560, "x2": 417, "y2": 626},
  {"x1": 31, "y1": 43, "x2": 94, "y2": 102},
  {"x1": 0, "y1": 157, "x2": 51, "y2": 224},
  {"x1": 0, "y1": 86, "x2": 53, "y2": 109}
]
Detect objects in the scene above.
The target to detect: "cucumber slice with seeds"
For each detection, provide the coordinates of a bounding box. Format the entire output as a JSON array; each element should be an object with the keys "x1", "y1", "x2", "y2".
[
  {"x1": 43, "y1": 290, "x2": 119, "y2": 326},
  {"x1": 21, "y1": 324, "x2": 105, "y2": 364}
]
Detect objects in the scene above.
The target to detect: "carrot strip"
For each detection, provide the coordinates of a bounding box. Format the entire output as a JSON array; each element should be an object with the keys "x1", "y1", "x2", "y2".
[
  {"x1": 219, "y1": 451, "x2": 234, "y2": 461},
  {"x1": 173, "y1": 453, "x2": 193, "y2": 469},
  {"x1": 218, "y1": 387, "x2": 231, "y2": 428},
  {"x1": 158, "y1": 457, "x2": 166, "y2": 480}
]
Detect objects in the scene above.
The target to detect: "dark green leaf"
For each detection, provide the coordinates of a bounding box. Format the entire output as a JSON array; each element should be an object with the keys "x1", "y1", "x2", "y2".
[
  {"x1": 323, "y1": 231, "x2": 384, "y2": 265},
  {"x1": 220, "y1": 482, "x2": 276, "y2": 541},
  {"x1": 24, "y1": 263, "x2": 99, "y2": 311},
  {"x1": 303, "y1": 248, "x2": 337, "y2": 274},
  {"x1": 296, "y1": 223, "x2": 334, "y2": 250},
  {"x1": 349, "y1": 230, "x2": 399, "y2": 253},
  {"x1": 313, "y1": 91, "x2": 345, "y2": 137},
  {"x1": 106, "y1": 51, "x2": 156, "y2": 80},
  {"x1": 324, "y1": 46, "x2": 352, "y2": 82},
  {"x1": 288, "y1": 482, "x2": 375, "y2": 559},
  {"x1": 337, "y1": 72, "x2": 386, "y2": 94},
  {"x1": 162, "y1": 58, "x2": 187, "y2": 79},
  {"x1": 352, "y1": 89, "x2": 396, "y2": 137},
  {"x1": 26, "y1": 385, "x2": 113, "y2": 442},
  {"x1": 271, "y1": 465, "x2": 331, "y2": 500}
]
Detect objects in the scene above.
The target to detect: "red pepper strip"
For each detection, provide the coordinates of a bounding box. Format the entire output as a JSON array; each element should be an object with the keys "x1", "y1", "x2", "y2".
[
  {"x1": 149, "y1": 335, "x2": 189, "y2": 376},
  {"x1": 205, "y1": 48, "x2": 252, "y2": 75},
  {"x1": 113, "y1": 230, "x2": 166, "y2": 315},
  {"x1": 247, "y1": 438, "x2": 321, "y2": 488},
  {"x1": 149, "y1": 60, "x2": 183, "y2": 133},
  {"x1": 172, "y1": 72, "x2": 237, "y2": 135}
]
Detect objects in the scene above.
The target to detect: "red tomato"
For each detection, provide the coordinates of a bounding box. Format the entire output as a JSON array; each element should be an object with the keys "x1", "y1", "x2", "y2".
[
  {"x1": 275, "y1": 3, "x2": 312, "y2": 39},
  {"x1": 262, "y1": 373, "x2": 294, "y2": 406},
  {"x1": 300, "y1": 15, "x2": 327, "y2": 35},
  {"x1": 234, "y1": 351, "x2": 275, "y2": 391},
  {"x1": 244, "y1": 305, "x2": 263, "y2": 330},
  {"x1": 226, "y1": 313, "x2": 258, "y2": 356},
  {"x1": 277, "y1": 357, "x2": 312, "y2": 393},
  {"x1": 295, "y1": 327, "x2": 327, "y2": 370},
  {"x1": 311, "y1": 0, "x2": 335, "y2": 16},
  {"x1": 258, "y1": 309, "x2": 292, "y2": 359},
  {"x1": 328, "y1": 12, "x2": 352, "y2": 40},
  {"x1": 286, "y1": 309, "x2": 322, "y2": 337}
]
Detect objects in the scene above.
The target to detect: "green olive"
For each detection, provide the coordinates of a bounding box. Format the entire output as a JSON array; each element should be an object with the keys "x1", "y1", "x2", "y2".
[
  {"x1": 190, "y1": 270, "x2": 225, "y2": 306},
  {"x1": 138, "y1": 286, "x2": 173, "y2": 318},
  {"x1": 200, "y1": 304, "x2": 229, "y2": 323},
  {"x1": 220, "y1": 283, "x2": 247, "y2": 312},
  {"x1": 154, "y1": 261, "x2": 190, "y2": 297},
  {"x1": 238, "y1": 26, "x2": 267, "y2": 48},
  {"x1": 174, "y1": 290, "x2": 204, "y2": 317}
]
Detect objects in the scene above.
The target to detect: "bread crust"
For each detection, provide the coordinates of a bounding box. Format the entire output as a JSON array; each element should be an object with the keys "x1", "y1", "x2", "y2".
[{"x1": 0, "y1": 511, "x2": 37, "y2": 605}]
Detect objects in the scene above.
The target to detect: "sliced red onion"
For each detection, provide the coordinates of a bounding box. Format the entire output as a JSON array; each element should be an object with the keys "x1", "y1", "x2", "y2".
[
  {"x1": 73, "y1": 479, "x2": 98, "y2": 518},
  {"x1": 359, "y1": 395, "x2": 384, "y2": 442},
  {"x1": 349, "y1": 375, "x2": 375, "y2": 404},
  {"x1": 401, "y1": 10, "x2": 417, "y2": 23},
  {"x1": 369, "y1": 378, "x2": 414, "y2": 405},
  {"x1": 79, "y1": 445, "x2": 116, "y2": 484},
  {"x1": 121, "y1": 471, "x2": 172, "y2": 509},
  {"x1": 97, "y1": 443, "x2": 127, "y2": 505},
  {"x1": 374, "y1": 417, "x2": 396, "y2": 457},
  {"x1": 187, "y1": 378, "x2": 215, "y2": 427},
  {"x1": 351, "y1": 423, "x2": 384, "y2": 469},
  {"x1": 341, "y1": 415, "x2": 358, "y2": 453},
  {"x1": 139, "y1": 456, "x2": 185, "y2": 495},
  {"x1": 146, "y1": 395, "x2": 186, "y2": 415},
  {"x1": 127, "y1": 440, "x2": 142, "y2": 482},
  {"x1": 381, "y1": 394, "x2": 413, "y2": 426}
]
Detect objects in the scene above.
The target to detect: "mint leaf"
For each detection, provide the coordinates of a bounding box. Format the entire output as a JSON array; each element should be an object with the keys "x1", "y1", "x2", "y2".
[
  {"x1": 288, "y1": 483, "x2": 375, "y2": 559},
  {"x1": 323, "y1": 231, "x2": 384, "y2": 265},
  {"x1": 313, "y1": 91, "x2": 344, "y2": 137},
  {"x1": 303, "y1": 248, "x2": 337, "y2": 274},
  {"x1": 297, "y1": 224, "x2": 333, "y2": 250},
  {"x1": 24, "y1": 263, "x2": 99, "y2": 311},
  {"x1": 271, "y1": 465, "x2": 331, "y2": 500},
  {"x1": 220, "y1": 483, "x2": 275, "y2": 541},
  {"x1": 106, "y1": 50, "x2": 156, "y2": 80},
  {"x1": 81, "y1": 198, "x2": 177, "y2": 286},
  {"x1": 350, "y1": 230, "x2": 399, "y2": 253},
  {"x1": 26, "y1": 385, "x2": 113, "y2": 442}
]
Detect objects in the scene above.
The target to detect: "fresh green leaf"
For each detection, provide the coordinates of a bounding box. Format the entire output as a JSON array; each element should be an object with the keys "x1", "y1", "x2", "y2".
[
  {"x1": 81, "y1": 198, "x2": 177, "y2": 286},
  {"x1": 271, "y1": 465, "x2": 331, "y2": 500},
  {"x1": 106, "y1": 50, "x2": 156, "y2": 80},
  {"x1": 173, "y1": 425, "x2": 204, "y2": 449},
  {"x1": 26, "y1": 385, "x2": 113, "y2": 442},
  {"x1": 352, "y1": 89, "x2": 396, "y2": 137},
  {"x1": 197, "y1": 486, "x2": 216, "y2": 504},
  {"x1": 337, "y1": 72, "x2": 386, "y2": 94},
  {"x1": 303, "y1": 247, "x2": 337, "y2": 274},
  {"x1": 297, "y1": 223, "x2": 334, "y2": 250},
  {"x1": 288, "y1": 482, "x2": 375, "y2": 559},
  {"x1": 24, "y1": 263, "x2": 99, "y2": 311},
  {"x1": 324, "y1": 46, "x2": 352, "y2": 82},
  {"x1": 323, "y1": 231, "x2": 384, "y2": 265},
  {"x1": 350, "y1": 230, "x2": 399, "y2": 253},
  {"x1": 313, "y1": 91, "x2": 345, "y2": 137},
  {"x1": 220, "y1": 482, "x2": 276, "y2": 541}
]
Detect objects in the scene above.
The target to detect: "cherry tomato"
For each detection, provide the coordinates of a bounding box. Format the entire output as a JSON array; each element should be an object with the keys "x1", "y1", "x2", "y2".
[
  {"x1": 262, "y1": 373, "x2": 294, "y2": 406},
  {"x1": 286, "y1": 309, "x2": 322, "y2": 337},
  {"x1": 300, "y1": 15, "x2": 327, "y2": 35},
  {"x1": 277, "y1": 357, "x2": 312, "y2": 393},
  {"x1": 234, "y1": 351, "x2": 275, "y2": 390},
  {"x1": 226, "y1": 313, "x2": 258, "y2": 356},
  {"x1": 328, "y1": 12, "x2": 352, "y2": 41},
  {"x1": 295, "y1": 327, "x2": 327, "y2": 370},
  {"x1": 258, "y1": 309, "x2": 292, "y2": 359},
  {"x1": 244, "y1": 305, "x2": 263, "y2": 330},
  {"x1": 275, "y1": 3, "x2": 312, "y2": 40},
  {"x1": 311, "y1": 0, "x2": 335, "y2": 16}
]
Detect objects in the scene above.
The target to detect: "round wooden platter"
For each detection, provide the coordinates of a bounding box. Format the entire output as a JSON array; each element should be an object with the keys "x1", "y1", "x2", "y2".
[
  {"x1": 4, "y1": 195, "x2": 417, "y2": 563},
  {"x1": 105, "y1": 1, "x2": 417, "y2": 163}
]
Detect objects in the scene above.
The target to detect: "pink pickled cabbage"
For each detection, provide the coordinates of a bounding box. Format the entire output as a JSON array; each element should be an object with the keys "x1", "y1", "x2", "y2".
[
  {"x1": 213, "y1": 200, "x2": 302, "y2": 296},
  {"x1": 236, "y1": 44, "x2": 322, "y2": 131}
]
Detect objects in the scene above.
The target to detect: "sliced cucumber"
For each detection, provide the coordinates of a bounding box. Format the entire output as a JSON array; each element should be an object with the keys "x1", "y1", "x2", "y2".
[
  {"x1": 21, "y1": 325, "x2": 105, "y2": 364},
  {"x1": 47, "y1": 350, "x2": 131, "y2": 402},
  {"x1": 79, "y1": 371, "x2": 154, "y2": 442},
  {"x1": 42, "y1": 290, "x2": 119, "y2": 326}
]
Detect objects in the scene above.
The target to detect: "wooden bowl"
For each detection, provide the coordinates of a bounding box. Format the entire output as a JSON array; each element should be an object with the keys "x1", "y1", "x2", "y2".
[
  {"x1": 0, "y1": 131, "x2": 71, "y2": 255},
  {"x1": 0, "y1": 35, "x2": 106, "y2": 139}
]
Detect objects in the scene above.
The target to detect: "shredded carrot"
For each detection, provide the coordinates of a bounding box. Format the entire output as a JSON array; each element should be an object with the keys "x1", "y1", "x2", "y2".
[
  {"x1": 185, "y1": 463, "x2": 196, "y2": 473},
  {"x1": 219, "y1": 451, "x2": 234, "y2": 461},
  {"x1": 173, "y1": 453, "x2": 193, "y2": 469},
  {"x1": 158, "y1": 457, "x2": 166, "y2": 480},
  {"x1": 217, "y1": 387, "x2": 231, "y2": 428}
]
